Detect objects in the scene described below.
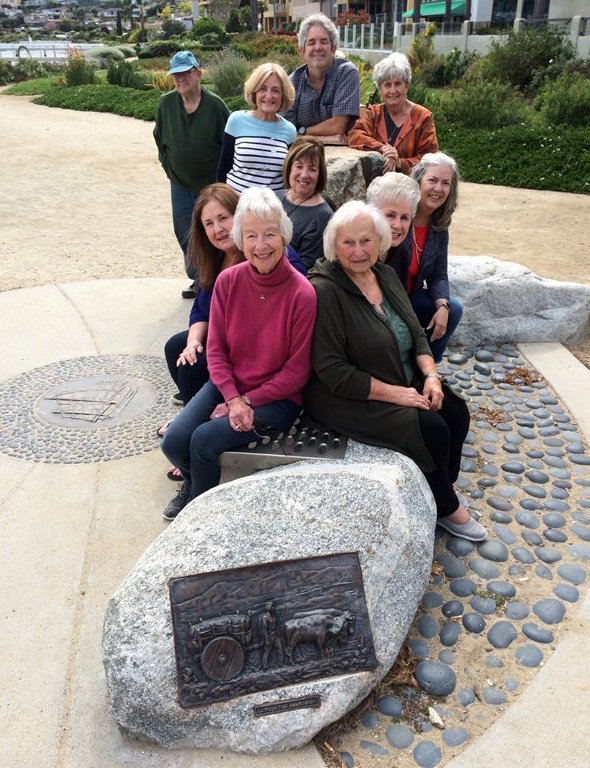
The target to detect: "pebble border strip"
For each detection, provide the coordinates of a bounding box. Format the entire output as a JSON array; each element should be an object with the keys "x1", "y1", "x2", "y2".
[{"x1": 337, "y1": 343, "x2": 590, "y2": 768}]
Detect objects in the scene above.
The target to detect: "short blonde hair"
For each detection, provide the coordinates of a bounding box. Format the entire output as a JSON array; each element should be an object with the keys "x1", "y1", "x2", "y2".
[
  {"x1": 366, "y1": 173, "x2": 421, "y2": 218},
  {"x1": 232, "y1": 187, "x2": 293, "y2": 250},
  {"x1": 323, "y1": 201, "x2": 391, "y2": 261},
  {"x1": 244, "y1": 62, "x2": 295, "y2": 113}
]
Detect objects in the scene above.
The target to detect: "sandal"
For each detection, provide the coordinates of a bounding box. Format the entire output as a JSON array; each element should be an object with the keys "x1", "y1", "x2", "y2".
[
  {"x1": 167, "y1": 466, "x2": 183, "y2": 481},
  {"x1": 157, "y1": 420, "x2": 172, "y2": 438}
]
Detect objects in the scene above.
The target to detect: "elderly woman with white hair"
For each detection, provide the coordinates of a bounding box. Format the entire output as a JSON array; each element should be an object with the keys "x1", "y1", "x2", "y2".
[
  {"x1": 304, "y1": 200, "x2": 487, "y2": 542},
  {"x1": 161, "y1": 187, "x2": 317, "y2": 520},
  {"x1": 348, "y1": 52, "x2": 438, "y2": 174}
]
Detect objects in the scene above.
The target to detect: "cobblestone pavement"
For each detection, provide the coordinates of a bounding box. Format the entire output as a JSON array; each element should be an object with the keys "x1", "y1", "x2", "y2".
[{"x1": 335, "y1": 343, "x2": 589, "y2": 768}]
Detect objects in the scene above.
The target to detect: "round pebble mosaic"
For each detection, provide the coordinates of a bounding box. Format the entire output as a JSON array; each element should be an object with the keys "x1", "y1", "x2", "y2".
[
  {"x1": 0, "y1": 355, "x2": 174, "y2": 464},
  {"x1": 334, "y1": 345, "x2": 589, "y2": 768}
]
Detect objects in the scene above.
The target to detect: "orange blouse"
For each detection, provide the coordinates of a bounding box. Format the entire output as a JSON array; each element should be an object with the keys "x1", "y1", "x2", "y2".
[{"x1": 347, "y1": 103, "x2": 439, "y2": 175}]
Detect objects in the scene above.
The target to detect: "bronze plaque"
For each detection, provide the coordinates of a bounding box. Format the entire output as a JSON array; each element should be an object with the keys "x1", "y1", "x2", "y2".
[{"x1": 168, "y1": 552, "x2": 377, "y2": 709}]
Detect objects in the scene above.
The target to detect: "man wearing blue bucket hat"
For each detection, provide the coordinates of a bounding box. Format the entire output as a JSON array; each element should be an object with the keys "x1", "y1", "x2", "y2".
[{"x1": 154, "y1": 51, "x2": 230, "y2": 299}]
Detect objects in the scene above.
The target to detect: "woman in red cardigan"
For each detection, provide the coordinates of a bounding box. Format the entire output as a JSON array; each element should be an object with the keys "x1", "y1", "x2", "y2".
[{"x1": 348, "y1": 52, "x2": 439, "y2": 175}]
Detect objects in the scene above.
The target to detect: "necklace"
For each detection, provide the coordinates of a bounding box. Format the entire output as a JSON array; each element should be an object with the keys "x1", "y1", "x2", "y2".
[
  {"x1": 412, "y1": 228, "x2": 424, "y2": 264},
  {"x1": 287, "y1": 190, "x2": 316, "y2": 207}
]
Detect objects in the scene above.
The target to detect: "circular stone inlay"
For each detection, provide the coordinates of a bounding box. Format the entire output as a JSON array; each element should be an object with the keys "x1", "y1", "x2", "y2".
[{"x1": 0, "y1": 355, "x2": 173, "y2": 464}]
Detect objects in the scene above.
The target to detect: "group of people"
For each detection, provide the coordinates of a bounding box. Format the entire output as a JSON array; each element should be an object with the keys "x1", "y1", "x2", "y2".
[{"x1": 152, "y1": 14, "x2": 487, "y2": 543}]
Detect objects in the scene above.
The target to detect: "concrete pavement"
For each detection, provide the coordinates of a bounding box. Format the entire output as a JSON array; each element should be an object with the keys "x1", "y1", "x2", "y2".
[{"x1": 0, "y1": 279, "x2": 588, "y2": 768}]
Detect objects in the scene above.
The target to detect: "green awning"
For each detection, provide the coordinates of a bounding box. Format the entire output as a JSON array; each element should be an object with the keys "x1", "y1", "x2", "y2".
[{"x1": 403, "y1": 1, "x2": 466, "y2": 18}]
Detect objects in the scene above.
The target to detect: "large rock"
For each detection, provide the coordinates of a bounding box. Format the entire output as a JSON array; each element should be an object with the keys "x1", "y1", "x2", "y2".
[
  {"x1": 103, "y1": 449, "x2": 436, "y2": 753},
  {"x1": 324, "y1": 147, "x2": 384, "y2": 210},
  {"x1": 449, "y1": 256, "x2": 590, "y2": 344}
]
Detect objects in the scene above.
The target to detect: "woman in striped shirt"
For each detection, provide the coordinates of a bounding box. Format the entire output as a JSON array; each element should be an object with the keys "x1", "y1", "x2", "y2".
[{"x1": 217, "y1": 62, "x2": 296, "y2": 193}]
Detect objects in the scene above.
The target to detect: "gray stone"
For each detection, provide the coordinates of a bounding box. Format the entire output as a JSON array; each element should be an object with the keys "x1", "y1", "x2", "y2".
[
  {"x1": 324, "y1": 147, "x2": 384, "y2": 210},
  {"x1": 449, "y1": 256, "x2": 590, "y2": 344},
  {"x1": 556, "y1": 564, "x2": 587, "y2": 585},
  {"x1": 533, "y1": 598, "x2": 566, "y2": 624},
  {"x1": 487, "y1": 620, "x2": 518, "y2": 648},
  {"x1": 103, "y1": 456, "x2": 436, "y2": 752},
  {"x1": 515, "y1": 645, "x2": 544, "y2": 667},
  {"x1": 377, "y1": 695, "x2": 403, "y2": 717},
  {"x1": 415, "y1": 660, "x2": 457, "y2": 696},
  {"x1": 386, "y1": 723, "x2": 414, "y2": 748}
]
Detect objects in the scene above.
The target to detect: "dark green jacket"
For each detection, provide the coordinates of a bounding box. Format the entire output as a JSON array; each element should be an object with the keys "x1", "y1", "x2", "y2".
[
  {"x1": 153, "y1": 88, "x2": 229, "y2": 193},
  {"x1": 304, "y1": 258, "x2": 440, "y2": 472}
]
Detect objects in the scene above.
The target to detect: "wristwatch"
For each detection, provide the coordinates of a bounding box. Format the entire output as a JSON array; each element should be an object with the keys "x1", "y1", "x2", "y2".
[{"x1": 298, "y1": 126, "x2": 306, "y2": 135}]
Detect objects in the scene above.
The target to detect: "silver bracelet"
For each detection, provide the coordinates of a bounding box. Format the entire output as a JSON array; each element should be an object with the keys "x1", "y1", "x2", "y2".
[{"x1": 425, "y1": 373, "x2": 442, "y2": 380}]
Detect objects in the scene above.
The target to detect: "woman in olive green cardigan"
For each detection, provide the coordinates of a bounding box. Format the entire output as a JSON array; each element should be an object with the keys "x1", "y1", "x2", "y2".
[{"x1": 304, "y1": 201, "x2": 487, "y2": 542}]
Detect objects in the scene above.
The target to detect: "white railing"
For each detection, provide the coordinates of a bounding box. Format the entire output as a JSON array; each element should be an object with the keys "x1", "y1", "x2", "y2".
[{"x1": 336, "y1": 17, "x2": 589, "y2": 58}]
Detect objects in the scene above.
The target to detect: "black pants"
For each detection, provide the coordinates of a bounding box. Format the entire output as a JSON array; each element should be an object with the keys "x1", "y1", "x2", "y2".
[
  {"x1": 417, "y1": 393, "x2": 470, "y2": 518},
  {"x1": 164, "y1": 331, "x2": 209, "y2": 406}
]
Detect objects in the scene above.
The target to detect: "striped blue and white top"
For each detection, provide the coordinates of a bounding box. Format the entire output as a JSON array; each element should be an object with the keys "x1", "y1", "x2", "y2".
[{"x1": 216, "y1": 111, "x2": 296, "y2": 193}]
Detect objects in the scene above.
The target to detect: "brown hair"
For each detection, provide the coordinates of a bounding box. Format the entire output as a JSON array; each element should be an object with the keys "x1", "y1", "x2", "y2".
[
  {"x1": 281, "y1": 137, "x2": 328, "y2": 194},
  {"x1": 186, "y1": 183, "x2": 243, "y2": 290}
]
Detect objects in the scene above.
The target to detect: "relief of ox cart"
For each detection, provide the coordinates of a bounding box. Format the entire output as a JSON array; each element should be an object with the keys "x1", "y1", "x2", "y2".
[{"x1": 188, "y1": 607, "x2": 355, "y2": 682}]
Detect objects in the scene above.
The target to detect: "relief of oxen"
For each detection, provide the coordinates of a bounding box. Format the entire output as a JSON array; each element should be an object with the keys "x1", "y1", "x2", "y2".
[{"x1": 282, "y1": 610, "x2": 355, "y2": 664}]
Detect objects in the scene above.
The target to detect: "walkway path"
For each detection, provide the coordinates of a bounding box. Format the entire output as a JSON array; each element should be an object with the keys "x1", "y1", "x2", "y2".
[{"x1": 1, "y1": 93, "x2": 589, "y2": 768}]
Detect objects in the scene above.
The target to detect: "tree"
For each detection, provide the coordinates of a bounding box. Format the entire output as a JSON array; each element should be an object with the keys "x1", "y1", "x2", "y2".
[
  {"x1": 205, "y1": 0, "x2": 240, "y2": 24},
  {"x1": 116, "y1": 10, "x2": 122, "y2": 36}
]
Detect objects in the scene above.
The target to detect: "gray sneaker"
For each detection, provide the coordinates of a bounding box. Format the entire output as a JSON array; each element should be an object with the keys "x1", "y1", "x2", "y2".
[
  {"x1": 437, "y1": 515, "x2": 488, "y2": 542},
  {"x1": 163, "y1": 480, "x2": 190, "y2": 521}
]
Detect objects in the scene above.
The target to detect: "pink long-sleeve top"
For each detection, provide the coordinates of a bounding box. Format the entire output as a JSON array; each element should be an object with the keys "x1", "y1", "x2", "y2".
[{"x1": 207, "y1": 255, "x2": 317, "y2": 407}]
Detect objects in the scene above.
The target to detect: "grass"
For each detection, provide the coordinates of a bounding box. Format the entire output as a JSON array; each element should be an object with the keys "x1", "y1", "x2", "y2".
[
  {"x1": 29, "y1": 83, "x2": 161, "y2": 121},
  {"x1": 3, "y1": 76, "x2": 62, "y2": 96}
]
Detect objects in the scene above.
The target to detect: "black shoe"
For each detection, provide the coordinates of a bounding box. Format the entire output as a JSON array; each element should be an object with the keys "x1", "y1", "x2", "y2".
[
  {"x1": 171, "y1": 391, "x2": 183, "y2": 406},
  {"x1": 163, "y1": 481, "x2": 190, "y2": 521},
  {"x1": 182, "y1": 281, "x2": 197, "y2": 299}
]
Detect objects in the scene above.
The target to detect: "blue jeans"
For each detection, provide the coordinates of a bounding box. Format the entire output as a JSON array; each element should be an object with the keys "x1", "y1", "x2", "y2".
[
  {"x1": 410, "y1": 289, "x2": 463, "y2": 363},
  {"x1": 161, "y1": 380, "x2": 301, "y2": 499},
  {"x1": 170, "y1": 182, "x2": 199, "y2": 281}
]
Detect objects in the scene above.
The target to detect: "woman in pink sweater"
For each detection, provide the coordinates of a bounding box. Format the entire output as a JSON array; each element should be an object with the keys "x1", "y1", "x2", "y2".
[{"x1": 160, "y1": 187, "x2": 317, "y2": 521}]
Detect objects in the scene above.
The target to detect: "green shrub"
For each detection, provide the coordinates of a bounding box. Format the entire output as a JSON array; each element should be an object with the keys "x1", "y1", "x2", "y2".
[
  {"x1": 138, "y1": 40, "x2": 183, "y2": 58},
  {"x1": 116, "y1": 45, "x2": 137, "y2": 59},
  {"x1": 64, "y1": 56, "x2": 96, "y2": 86},
  {"x1": 107, "y1": 60, "x2": 148, "y2": 90},
  {"x1": 206, "y1": 50, "x2": 250, "y2": 98},
  {"x1": 195, "y1": 32, "x2": 225, "y2": 48},
  {"x1": 191, "y1": 19, "x2": 229, "y2": 43},
  {"x1": 481, "y1": 24, "x2": 574, "y2": 93},
  {"x1": 438, "y1": 81, "x2": 527, "y2": 129},
  {"x1": 85, "y1": 46, "x2": 125, "y2": 69},
  {"x1": 224, "y1": 94, "x2": 249, "y2": 111},
  {"x1": 0, "y1": 58, "x2": 54, "y2": 85},
  {"x1": 33, "y1": 83, "x2": 161, "y2": 121},
  {"x1": 437, "y1": 122, "x2": 590, "y2": 194},
  {"x1": 231, "y1": 33, "x2": 299, "y2": 60},
  {"x1": 535, "y1": 72, "x2": 590, "y2": 127}
]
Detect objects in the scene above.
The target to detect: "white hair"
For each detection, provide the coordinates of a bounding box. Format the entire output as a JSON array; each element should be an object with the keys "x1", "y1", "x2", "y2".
[
  {"x1": 323, "y1": 201, "x2": 392, "y2": 261},
  {"x1": 232, "y1": 187, "x2": 293, "y2": 249}
]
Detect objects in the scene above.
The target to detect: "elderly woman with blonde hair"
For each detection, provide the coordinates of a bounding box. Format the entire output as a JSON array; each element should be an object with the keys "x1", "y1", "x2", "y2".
[
  {"x1": 217, "y1": 62, "x2": 296, "y2": 192},
  {"x1": 304, "y1": 200, "x2": 487, "y2": 542},
  {"x1": 348, "y1": 52, "x2": 438, "y2": 174},
  {"x1": 161, "y1": 187, "x2": 317, "y2": 521}
]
